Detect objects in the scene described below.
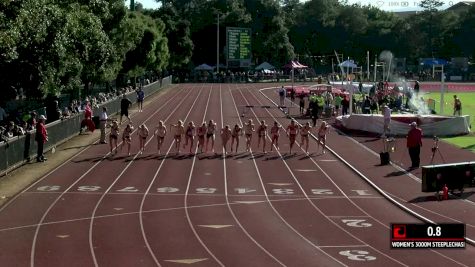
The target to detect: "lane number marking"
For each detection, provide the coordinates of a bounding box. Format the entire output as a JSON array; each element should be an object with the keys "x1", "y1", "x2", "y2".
[
  {"x1": 341, "y1": 219, "x2": 372, "y2": 228},
  {"x1": 339, "y1": 250, "x2": 376, "y2": 261}
]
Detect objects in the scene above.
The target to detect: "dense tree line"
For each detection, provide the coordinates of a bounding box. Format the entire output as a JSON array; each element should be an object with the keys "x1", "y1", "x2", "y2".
[
  {"x1": 2, "y1": 0, "x2": 475, "y2": 100},
  {"x1": 0, "y1": 0, "x2": 169, "y2": 101}
]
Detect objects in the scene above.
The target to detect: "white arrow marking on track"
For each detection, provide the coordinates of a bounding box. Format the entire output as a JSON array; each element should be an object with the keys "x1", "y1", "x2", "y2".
[
  {"x1": 164, "y1": 258, "x2": 208, "y2": 264},
  {"x1": 267, "y1": 183, "x2": 293, "y2": 186},
  {"x1": 197, "y1": 225, "x2": 233, "y2": 229},
  {"x1": 56, "y1": 235, "x2": 70, "y2": 239},
  {"x1": 234, "y1": 201, "x2": 266, "y2": 204}
]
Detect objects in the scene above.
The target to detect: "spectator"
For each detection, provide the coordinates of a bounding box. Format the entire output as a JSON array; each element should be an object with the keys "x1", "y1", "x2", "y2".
[
  {"x1": 120, "y1": 94, "x2": 132, "y2": 124},
  {"x1": 62, "y1": 107, "x2": 71, "y2": 119},
  {"x1": 80, "y1": 101, "x2": 95, "y2": 133},
  {"x1": 35, "y1": 115, "x2": 48, "y2": 162},
  {"x1": 136, "y1": 87, "x2": 145, "y2": 112},
  {"x1": 99, "y1": 107, "x2": 109, "y2": 144},
  {"x1": 453, "y1": 95, "x2": 462, "y2": 116},
  {"x1": 406, "y1": 122, "x2": 422, "y2": 169},
  {"x1": 27, "y1": 112, "x2": 37, "y2": 131}
]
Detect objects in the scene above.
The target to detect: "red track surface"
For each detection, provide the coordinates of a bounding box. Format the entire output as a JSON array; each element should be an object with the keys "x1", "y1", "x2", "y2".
[{"x1": 0, "y1": 83, "x2": 474, "y2": 267}]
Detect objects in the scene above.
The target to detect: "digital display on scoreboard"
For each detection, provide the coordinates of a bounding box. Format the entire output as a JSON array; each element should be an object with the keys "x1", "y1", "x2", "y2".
[
  {"x1": 226, "y1": 27, "x2": 251, "y2": 68},
  {"x1": 390, "y1": 223, "x2": 465, "y2": 249}
]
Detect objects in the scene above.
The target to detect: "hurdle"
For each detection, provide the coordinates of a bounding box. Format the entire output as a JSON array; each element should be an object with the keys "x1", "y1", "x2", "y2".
[{"x1": 239, "y1": 105, "x2": 293, "y2": 118}]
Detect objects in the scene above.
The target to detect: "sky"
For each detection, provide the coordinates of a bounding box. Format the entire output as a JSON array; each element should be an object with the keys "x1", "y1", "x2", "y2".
[{"x1": 125, "y1": 0, "x2": 474, "y2": 12}]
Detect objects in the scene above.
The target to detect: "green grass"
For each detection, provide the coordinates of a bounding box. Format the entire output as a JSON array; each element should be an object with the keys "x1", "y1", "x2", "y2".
[{"x1": 422, "y1": 91, "x2": 475, "y2": 152}]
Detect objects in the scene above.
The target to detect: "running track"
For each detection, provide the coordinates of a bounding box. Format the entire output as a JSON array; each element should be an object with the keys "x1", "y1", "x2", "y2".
[{"x1": 0, "y1": 83, "x2": 473, "y2": 267}]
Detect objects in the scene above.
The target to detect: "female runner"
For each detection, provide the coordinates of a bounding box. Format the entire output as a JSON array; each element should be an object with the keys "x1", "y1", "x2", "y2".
[
  {"x1": 244, "y1": 119, "x2": 255, "y2": 152},
  {"x1": 183, "y1": 121, "x2": 196, "y2": 154},
  {"x1": 257, "y1": 120, "x2": 268, "y2": 153},
  {"x1": 230, "y1": 124, "x2": 242, "y2": 153},
  {"x1": 137, "y1": 124, "x2": 149, "y2": 154},
  {"x1": 121, "y1": 123, "x2": 134, "y2": 156},
  {"x1": 154, "y1": 120, "x2": 167, "y2": 154},
  {"x1": 196, "y1": 122, "x2": 207, "y2": 153},
  {"x1": 286, "y1": 120, "x2": 299, "y2": 154},
  {"x1": 205, "y1": 119, "x2": 217, "y2": 153},
  {"x1": 220, "y1": 125, "x2": 232, "y2": 156},
  {"x1": 109, "y1": 120, "x2": 120, "y2": 154},
  {"x1": 170, "y1": 120, "x2": 185, "y2": 154},
  {"x1": 317, "y1": 121, "x2": 329, "y2": 154},
  {"x1": 270, "y1": 121, "x2": 282, "y2": 152},
  {"x1": 300, "y1": 122, "x2": 312, "y2": 154}
]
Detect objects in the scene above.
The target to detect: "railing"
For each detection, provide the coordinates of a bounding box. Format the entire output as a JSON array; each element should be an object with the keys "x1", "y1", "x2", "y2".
[{"x1": 0, "y1": 76, "x2": 172, "y2": 176}]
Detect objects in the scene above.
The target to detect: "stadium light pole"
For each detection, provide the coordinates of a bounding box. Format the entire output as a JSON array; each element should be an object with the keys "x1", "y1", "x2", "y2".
[{"x1": 216, "y1": 12, "x2": 221, "y2": 74}]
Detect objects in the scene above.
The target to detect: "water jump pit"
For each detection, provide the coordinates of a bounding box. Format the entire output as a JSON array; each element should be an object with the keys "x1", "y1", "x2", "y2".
[{"x1": 335, "y1": 114, "x2": 471, "y2": 136}]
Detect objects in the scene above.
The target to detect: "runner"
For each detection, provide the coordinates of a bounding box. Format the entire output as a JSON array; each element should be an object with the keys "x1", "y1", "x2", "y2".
[
  {"x1": 109, "y1": 120, "x2": 120, "y2": 154},
  {"x1": 153, "y1": 120, "x2": 167, "y2": 154},
  {"x1": 205, "y1": 119, "x2": 217, "y2": 153},
  {"x1": 137, "y1": 124, "x2": 149, "y2": 154},
  {"x1": 197, "y1": 122, "x2": 207, "y2": 153},
  {"x1": 244, "y1": 119, "x2": 255, "y2": 152},
  {"x1": 183, "y1": 121, "x2": 196, "y2": 154},
  {"x1": 270, "y1": 121, "x2": 282, "y2": 152},
  {"x1": 317, "y1": 121, "x2": 329, "y2": 154},
  {"x1": 286, "y1": 120, "x2": 299, "y2": 154},
  {"x1": 121, "y1": 123, "x2": 134, "y2": 156},
  {"x1": 257, "y1": 120, "x2": 268, "y2": 153},
  {"x1": 220, "y1": 125, "x2": 232, "y2": 156},
  {"x1": 170, "y1": 120, "x2": 185, "y2": 154},
  {"x1": 230, "y1": 124, "x2": 242, "y2": 153},
  {"x1": 300, "y1": 122, "x2": 312, "y2": 154}
]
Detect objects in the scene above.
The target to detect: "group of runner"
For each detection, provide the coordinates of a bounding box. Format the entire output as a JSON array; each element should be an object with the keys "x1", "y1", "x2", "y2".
[{"x1": 107, "y1": 117, "x2": 329, "y2": 156}]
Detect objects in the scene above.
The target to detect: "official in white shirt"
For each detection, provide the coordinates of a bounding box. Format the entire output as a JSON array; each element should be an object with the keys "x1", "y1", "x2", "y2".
[{"x1": 100, "y1": 107, "x2": 109, "y2": 144}]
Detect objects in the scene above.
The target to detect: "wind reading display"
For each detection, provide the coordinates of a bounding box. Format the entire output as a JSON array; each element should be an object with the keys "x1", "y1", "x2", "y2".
[
  {"x1": 226, "y1": 27, "x2": 251, "y2": 68},
  {"x1": 391, "y1": 223, "x2": 465, "y2": 249}
]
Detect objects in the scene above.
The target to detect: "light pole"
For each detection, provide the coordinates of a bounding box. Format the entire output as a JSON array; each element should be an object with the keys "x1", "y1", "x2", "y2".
[{"x1": 218, "y1": 13, "x2": 222, "y2": 74}]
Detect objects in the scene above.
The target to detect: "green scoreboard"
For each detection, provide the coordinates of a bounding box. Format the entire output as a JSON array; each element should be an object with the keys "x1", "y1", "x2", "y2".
[{"x1": 226, "y1": 27, "x2": 251, "y2": 68}]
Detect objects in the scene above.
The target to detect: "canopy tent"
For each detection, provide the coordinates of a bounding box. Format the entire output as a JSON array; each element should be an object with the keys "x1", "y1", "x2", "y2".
[
  {"x1": 194, "y1": 64, "x2": 214, "y2": 71},
  {"x1": 338, "y1": 60, "x2": 358, "y2": 68},
  {"x1": 255, "y1": 62, "x2": 275, "y2": 70},
  {"x1": 283, "y1": 60, "x2": 308, "y2": 69},
  {"x1": 420, "y1": 58, "x2": 448, "y2": 66}
]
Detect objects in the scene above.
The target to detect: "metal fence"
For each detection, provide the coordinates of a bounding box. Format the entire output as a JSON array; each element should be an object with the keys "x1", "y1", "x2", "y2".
[{"x1": 0, "y1": 76, "x2": 172, "y2": 176}]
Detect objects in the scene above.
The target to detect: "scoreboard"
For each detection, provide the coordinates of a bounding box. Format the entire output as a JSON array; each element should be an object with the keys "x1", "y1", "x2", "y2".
[
  {"x1": 226, "y1": 27, "x2": 251, "y2": 68},
  {"x1": 390, "y1": 223, "x2": 465, "y2": 249}
]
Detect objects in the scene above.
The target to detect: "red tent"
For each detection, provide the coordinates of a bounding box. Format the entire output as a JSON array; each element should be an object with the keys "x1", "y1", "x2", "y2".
[{"x1": 283, "y1": 60, "x2": 308, "y2": 69}]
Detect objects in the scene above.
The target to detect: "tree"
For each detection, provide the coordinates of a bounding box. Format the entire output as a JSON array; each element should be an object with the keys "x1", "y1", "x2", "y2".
[{"x1": 419, "y1": 0, "x2": 444, "y2": 57}]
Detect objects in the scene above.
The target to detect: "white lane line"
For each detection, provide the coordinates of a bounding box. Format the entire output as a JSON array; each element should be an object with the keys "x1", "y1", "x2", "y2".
[
  {"x1": 259, "y1": 87, "x2": 475, "y2": 262},
  {"x1": 183, "y1": 85, "x2": 225, "y2": 266},
  {"x1": 248, "y1": 88, "x2": 409, "y2": 267},
  {"x1": 138, "y1": 84, "x2": 204, "y2": 267},
  {"x1": 30, "y1": 85, "x2": 187, "y2": 267},
  {"x1": 224, "y1": 83, "x2": 286, "y2": 266},
  {"x1": 236, "y1": 86, "x2": 348, "y2": 267},
  {"x1": 0, "y1": 83, "x2": 181, "y2": 215},
  {"x1": 88, "y1": 85, "x2": 199, "y2": 267}
]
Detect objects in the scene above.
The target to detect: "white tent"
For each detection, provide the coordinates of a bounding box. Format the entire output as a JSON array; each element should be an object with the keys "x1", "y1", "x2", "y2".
[
  {"x1": 338, "y1": 60, "x2": 358, "y2": 68},
  {"x1": 195, "y1": 64, "x2": 214, "y2": 71},
  {"x1": 255, "y1": 62, "x2": 275, "y2": 70}
]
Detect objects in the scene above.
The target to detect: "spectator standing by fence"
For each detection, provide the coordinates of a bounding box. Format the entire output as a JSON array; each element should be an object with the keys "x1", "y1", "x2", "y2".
[
  {"x1": 99, "y1": 107, "x2": 109, "y2": 144},
  {"x1": 137, "y1": 87, "x2": 145, "y2": 112},
  {"x1": 35, "y1": 115, "x2": 48, "y2": 162}
]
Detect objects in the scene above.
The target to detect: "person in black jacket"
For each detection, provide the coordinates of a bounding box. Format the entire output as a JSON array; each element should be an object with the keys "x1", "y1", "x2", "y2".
[{"x1": 120, "y1": 94, "x2": 132, "y2": 124}]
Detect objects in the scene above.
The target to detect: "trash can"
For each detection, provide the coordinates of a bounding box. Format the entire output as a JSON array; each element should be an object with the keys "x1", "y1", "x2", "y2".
[{"x1": 380, "y1": 137, "x2": 396, "y2": 165}]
